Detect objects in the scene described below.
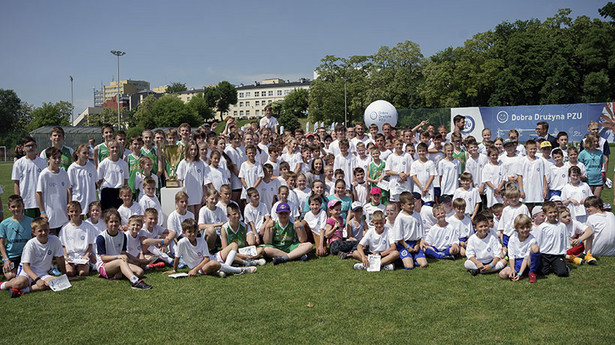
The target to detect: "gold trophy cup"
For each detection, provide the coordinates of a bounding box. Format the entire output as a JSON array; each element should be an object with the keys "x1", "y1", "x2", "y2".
[{"x1": 164, "y1": 144, "x2": 184, "y2": 188}]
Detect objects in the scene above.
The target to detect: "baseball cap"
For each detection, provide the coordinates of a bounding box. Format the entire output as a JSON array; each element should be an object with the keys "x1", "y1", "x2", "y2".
[
  {"x1": 540, "y1": 140, "x2": 552, "y2": 148},
  {"x1": 327, "y1": 199, "x2": 341, "y2": 209},
  {"x1": 503, "y1": 138, "x2": 515, "y2": 146},
  {"x1": 351, "y1": 201, "x2": 363, "y2": 211},
  {"x1": 305, "y1": 133, "x2": 314, "y2": 138},
  {"x1": 276, "y1": 202, "x2": 291, "y2": 214},
  {"x1": 531, "y1": 206, "x2": 544, "y2": 217},
  {"x1": 549, "y1": 195, "x2": 562, "y2": 202},
  {"x1": 370, "y1": 187, "x2": 382, "y2": 195},
  {"x1": 440, "y1": 195, "x2": 452, "y2": 204}
]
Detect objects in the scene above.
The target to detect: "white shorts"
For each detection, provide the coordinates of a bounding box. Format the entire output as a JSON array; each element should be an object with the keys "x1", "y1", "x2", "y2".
[{"x1": 17, "y1": 264, "x2": 52, "y2": 285}]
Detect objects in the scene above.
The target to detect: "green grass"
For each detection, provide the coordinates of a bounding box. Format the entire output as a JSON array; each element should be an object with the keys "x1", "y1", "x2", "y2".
[{"x1": 1, "y1": 155, "x2": 615, "y2": 345}]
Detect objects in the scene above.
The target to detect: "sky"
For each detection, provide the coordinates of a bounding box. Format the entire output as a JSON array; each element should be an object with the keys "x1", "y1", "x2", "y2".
[{"x1": 0, "y1": 0, "x2": 607, "y2": 122}]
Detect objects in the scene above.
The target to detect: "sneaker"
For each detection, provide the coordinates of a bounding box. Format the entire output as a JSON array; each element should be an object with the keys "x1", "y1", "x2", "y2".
[
  {"x1": 468, "y1": 269, "x2": 480, "y2": 276},
  {"x1": 48, "y1": 266, "x2": 62, "y2": 276},
  {"x1": 606, "y1": 177, "x2": 613, "y2": 189},
  {"x1": 528, "y1": 272, "x2": 537, "y2": 283},
  {"x1": 272, "y1": 257, "x2": 285, "y2": 265},
  {"x1": 253, "y1": 258, "x2": 266, "y2": 266},
  {"x1": 146, "y1": 262, "x2": 166, "y2": 270},
  {"x1": 443, "y1": 254, "x2": 456, "y2": 260},
  {"x1": 9, "y1": 287, "x2": 24, "y2": 298},
  {"x1": 604, "y1": 203, "x2": 612, "y2": 211},
  {"x1": 216, "y1": 271, "x2": 227, "y2": 278},
  {"x1": 353, "y1": 263, "x2": 366, "y2": 270},
  {"x1": 383, "y1": 264, "x2": 394, "y2": 271},
  {"x1": 571, "y1": 256, "x2": 583, "y2": 266},
  {"x1": 300, "y1": 254, "x2": 309, "y2": 262},
  {"x1": 131, "y1": 280, "x2": 153, "y2": 290},
  {"x1": 584, "y1": 253, "x2": 597, "y2": 265},
  {"x1": 243, "y1": 266, "x2": 257, "y2": 274},
  {"x1": 338, "y1": 252, "x2": 348, "y2": 260}
]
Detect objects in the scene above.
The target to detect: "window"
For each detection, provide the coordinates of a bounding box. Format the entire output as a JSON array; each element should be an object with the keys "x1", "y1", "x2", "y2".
[
  {"x1": 233, "y1": 111, "x2": 238, "y2": 116},
  {"x1": 245, "y1": 92, "x2": 251, "y2": 97},
  {"x1": 239, "y1": 102, "x2": 244, "y2": 107},
  {"x1": 254, "y1": 91, "x2": 259, "y2": 97},
  {"x1": 255, "y1": 100, "x2": 260, "y2": 106},
  {"x1": 246, "y1": 101, "x2": 250, "y2": 106},
  {"x1": 186, "y1": 97, "x2": 191, "y2": 101},
  {"x1": 246, "y1": 110, "x2": 250, "y2": 116},
  {"x1": 268, "y1": 100, "x2": 272, "y2": 104},
  {"x1": 277, "y1": 90, "x2": 282, "y2": 96},
  {"x1": 240, "y1": 111, "x2": 244, "y2": 116},
  {"x1": 239, "y1": 92, "x2": 244, "y2": 98},
  {"x1": 255, "y1": 110, "x2": 260, "y2": 115},
  {"x1": 284, "y1": 90, "x2": 290, "y2": 95},
  {"x1": 268, "y1": 91, "x2": 273, "y2": 96}
]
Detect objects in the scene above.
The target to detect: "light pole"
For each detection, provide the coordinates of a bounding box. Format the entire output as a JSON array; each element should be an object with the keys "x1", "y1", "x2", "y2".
[
  {"x1": 110, "y1": 50, "x2": 125, "y2": 129},
  {"x1": 69, "y1": 75, "x2": 74, "y2": 124},
  {"x1": 342, "y1": 77, "x2": 350, "y2": 127}
]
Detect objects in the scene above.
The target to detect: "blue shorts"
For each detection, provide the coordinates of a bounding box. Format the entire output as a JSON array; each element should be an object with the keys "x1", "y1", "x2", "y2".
[
  {"x1": 434, "y1": 187, "x2": 441, "y2": 197},
  {"x1": 396, "y1": 241, "x2": 425, "y2": 261},
  {"x1": 548, "y1": 190, "x2": 561, "y2": 200},
  {"x1": 502, "y1": 234, "x2": 510, "y2": 248},
  {"x1": 459, "y1": 237, "x2": 468, "y2": 244},
  {"x1": 514, "y1": 258, "x2": 527, "y2": 275}
]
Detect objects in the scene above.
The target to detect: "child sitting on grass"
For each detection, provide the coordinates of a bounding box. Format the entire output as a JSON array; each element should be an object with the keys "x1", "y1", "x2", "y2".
[
  {"x1": 0, "y1": 195, "x2": 33, "y2": 280},
  {"x1": 323, "y1": 199, "x2": 358, "y2": 256},
  {"x1": 171, "y1": 219, "x2": 257, "y2": 277},
  {"x1": 447, "y1": 198, "x2": 474, "y2": 257},
  {"x1": 534, "y1": 201, "x2": 569, "y2": 278},
  {"x1": 423, "y1": 205, "x2": 458, "y2": 260},
  {"x1": 499, "y1": 214, "x2": 541, "y2": 283},
  {"x1": 352, "y1": 210, "x2": 399, "y2": 271},
  {"x1": 220, "y1": 203, "x2": 265, "y2": 266},
  {"x1": 60, "y1": 201, "x2": 95, "y2": 277},
  {"x1": 95, "y1": 209, "x2": 152, "y2": 290},
  {"x1": 559, "y1": 207, "x2": 595, "y2": 265},
  {"x1": 262, "y1": 202, "x2": 312, "y2": 265},
  {"x1": 1, "y1": 218, "x2": 67, "y2": 298},
  {"x1": 464, "y1": 214, "x2": 505, "y2": 276},
  {"x1": 118, "y1": 187, "x2": 143, "y2": 226},
  {"x1": 390, "y1": 192, "x2": 428, "y2": 269}
]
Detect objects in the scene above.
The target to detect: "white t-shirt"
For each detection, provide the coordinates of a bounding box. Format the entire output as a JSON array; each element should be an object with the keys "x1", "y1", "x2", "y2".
[
  {"x1": 464, "y1": 154, "x2": 489, "y2": 188},
  {"x1": 565, "y1": 220, "x2": 587, "y2": 248},
  {"x1": 353, "y1": 155, "x2": 372, "y2": 179},
  {"x1": 118, "y1": 203, "x2": 144, "y2": 225},
  {"x1": 385, "y1": 152, "x2": 413, "y2": 196},
  {"x1": 206, "y1": 165, "x2": 230, "y2": 192},
  {"x1": 259, "y1": 116, "x2": 278, "y2": 130},
  {"x1": 586, "y1": 212, "x2": 615, "y2": 256},
  {"x1": 389, "y1": 212, "x2": 423, "y2": 243},
  {"x1": 224, "y1": 145, "x2": 246, "y2": 190},
  {"x1": 97, "y1": 158, "x2": 129, "y2": 189},
  {"x1": 481, "y1": 162, "x2": 503, "y2": 207},
  {"x1": 271, "y1": 200, "x2": 300, "y2": 222},
  {"x1": 67, "y1": 161, "x2": 98, "y2": 215},
  {"x1": 447, "y1": 214, "x2": 474, "y2": 239},
  {"x1": 507, "y1": 232, "x2": 537, "y2": 260},
  {"x1": 438, "y1": 159, "x2": 460, "y2": 195},
  {"x1": 534, "y1": 221, "x2": 568, "y2": 255},
  {"x1": 257, "y1": 179, "x2": 280, "y2": 209},
  {"x1": 238, "y1": 161, "x2": 264, "y2": 200},
  {"x1": 453, "y1": 187, "x2": 480, "y2": 216},
  {"x1": 198, "y1": 205, "x2": 227, "y2": 235},
  {"x1": 425, "y1": 223, "x2": 459, "y2": 250},
  {"x1": 281, "y1": 152, "x2": 302, "y2": 172},
  {"x1": 125, "y1": 230, "x2": 148, "y2": 257},
  {"x1": 500, "y1": 154, "x2": 522, "y2": 181},
  {"x1": 167, "y1": 210, "x2": 195, "y2": 238},
  {"x1": 36, "y1": 168, "x2": 71, "y2": 228},
  {"x1": 564, "y1": 161, "x2": 587, "y2": 179},
  {"x1": 411, "y1": 160, "x2": 437, "y2": 202},
  {"x1": 560, "y1": 183, "x2": 592, "y2": 220},
  {"x1": 60, "y1": 222, "x2": 96, "y2": 259},
  {"x1": 334, "y1": 153, "x2": 355, "y2": 188},
  {"x1": 176, "y1": 237, "x2": 211, "y2": 269},
  {"x1": 363, "y1": 202, "x2": 386, "y2": 229},
  {"x1": 85, "y1": 218, "x2": 106, "y2": 235},
  {"x1": 420, "y1": 205, "x2": 436, "y2": 233},
  {"x1": 20, "y1": 236, "x2": 63, "y2": 277},
  {"x1": 466, "y1": 232, "x2": 502, "y2": 263},
  {"x1": 497, "y1": 204, "x2": 530, "y2": 237},
  {"x1": 176, "y1": 160, "x2": 207, "y2": 206},
  {"x1": 11, "y1": 156, "x2": 48, "y2": 209},
  {"x1": 244, "y1": 202, "x2": 270, "y2": 234},
  {"x1": 359, "y1": 227, "x2": 391, "y2": 253},
  {"x1": 548, "y1": 164, "x2": 569, "y2": 192},
  {"x1": 303, "y1": 209, "x2": 327, "y2": 235},
  {"x1": 139, "y1": 194, "x2": 163, "y2": 225},
  {"x1": 521, "y1": 157, "x2": 546, "y2": 203}
]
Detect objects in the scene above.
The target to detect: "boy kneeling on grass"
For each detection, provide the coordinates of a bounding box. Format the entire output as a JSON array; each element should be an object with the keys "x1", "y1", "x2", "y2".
[
  {"x1": 352, "y1": 210, "x2": 399, "y2": 271},
  {"x1": 262, "y1": 202, "x2": 312, "y2": 265},
  {"x1": 499, "y1": 214, "x2": 541, "y2": 283},
  {"x1": 464, "y1": 214, "x2": 505, "y2": 276},
  {"x1": 1, "y1": 217, "x2": 67, "y2": 298}
]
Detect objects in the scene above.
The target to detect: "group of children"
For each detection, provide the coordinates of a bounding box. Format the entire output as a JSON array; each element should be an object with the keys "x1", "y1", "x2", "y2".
[{"x1": 2, "y1": 115, "x2": 615, "y2": 298}]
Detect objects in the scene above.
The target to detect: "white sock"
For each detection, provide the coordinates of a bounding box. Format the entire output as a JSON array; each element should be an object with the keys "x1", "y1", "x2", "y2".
[
  {"x1": 219, "y1": 263, "x2": 242, "y2": 274},
  {"x1": 129, "y1": 275, "x2": 139, "y2": 284},
  {"x1": 0, "y1": 282, "x2": 7, "y2": 290},
  {"x1": 225, "y1": 250, "x2": 237, "y2": 266}
]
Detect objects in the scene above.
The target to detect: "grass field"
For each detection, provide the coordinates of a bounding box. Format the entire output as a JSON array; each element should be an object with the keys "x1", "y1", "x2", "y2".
[{"x1": 1, "y1": 159, "x2": 615, "y2": 345}]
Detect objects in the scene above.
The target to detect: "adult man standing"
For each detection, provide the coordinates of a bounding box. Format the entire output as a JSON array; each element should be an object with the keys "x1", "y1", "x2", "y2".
[
  {"x1": 446, "y1": 115, "x2": 466, "y2": 142},
  {"x1": 259, "y1": 105, "x2": 279, "y2": 134},
  {"x1": 351, "y1": 122, "x2": 373, "y2": 146},
  {"x1": 532, "y1": 121, "x2": 558, "y2": 148}
]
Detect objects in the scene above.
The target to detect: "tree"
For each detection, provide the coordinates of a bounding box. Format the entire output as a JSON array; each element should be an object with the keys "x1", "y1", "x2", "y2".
[
  {"x1": 214, "y1": 81, "x2": 237, "y2": 120},
  {"x1": 166, "y1": 82, "x2": 187, "y2": 93},
  {"x1": 28, "y1": 101, "x2": 72, "y2": 131},
  {"x1": 132, "y1": 94, "x2": 158, "y2": 128},
  {"x1": 187, "y1": 93, "x2": 214, "y2": 121},
  {"x1": 282, "y1": 88, "x2": 309, "y2": 117},
  {"x1": 87, "y1": 107, "x2": 119, "y2": 126},
  {"x1": 0, "y1": 89, "x2": 30, "y2": 148},
  {"x1": 144, "y1": 95, "x2": 201, "y2": 128},
  {"x1": 278, "y1": 111, "x2": 300, "y2": 133}
]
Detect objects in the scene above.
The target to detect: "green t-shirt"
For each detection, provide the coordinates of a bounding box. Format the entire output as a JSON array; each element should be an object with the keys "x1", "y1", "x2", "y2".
[
  {"x1": 140, "y1": 146, "x2": 159, "y2": 175},
  {"x1": 127, "y1": 153, "x2": 142, "y2": 194},
  {"x1": 223, "y1": 221, "x2": 247, "y2": 248},
  {"x1": 272, "y1": 220, "x2": 296, "y2": 248},
  {"x1": 97, "y1": 143, "x2": 109, "y2": 163}
]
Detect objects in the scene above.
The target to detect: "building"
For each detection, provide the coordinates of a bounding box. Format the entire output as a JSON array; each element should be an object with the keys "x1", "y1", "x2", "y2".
[
  {"x1": 102, "y1": 80, "x2": 150, "y2": 101},
  {"x1": 94, "y1": 89, "x2": 104, "y2": 107},
  {"x1": 229, "y1": 78, "x2": 311, "y2": 119},
  {"x1": 72, "y1": 107, "x2": 103, "y2": 126}
]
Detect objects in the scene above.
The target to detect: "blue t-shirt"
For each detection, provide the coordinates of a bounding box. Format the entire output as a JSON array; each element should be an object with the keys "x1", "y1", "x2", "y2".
[
  {"x1": 578, "y1": 149, "x2": 604, "y2": 186},
  {"x1": 0, "y1": 216, "x2": 33, "y2": 259}
]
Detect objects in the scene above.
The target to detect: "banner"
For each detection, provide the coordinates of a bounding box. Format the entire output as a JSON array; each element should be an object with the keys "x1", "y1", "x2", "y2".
[{"x1": 452, "y1": 103, "x2": 615, "y2": 143}]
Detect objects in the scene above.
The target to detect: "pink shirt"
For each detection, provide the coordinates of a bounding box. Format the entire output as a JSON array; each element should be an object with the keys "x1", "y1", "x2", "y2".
[{"x1": 326, "y1": 216, "x2": 344, "y2": 244}]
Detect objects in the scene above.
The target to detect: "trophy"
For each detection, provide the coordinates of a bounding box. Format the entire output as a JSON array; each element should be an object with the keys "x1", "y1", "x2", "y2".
[{"x1": 163, "y1": 144, "x2": 184, "y2": 188}]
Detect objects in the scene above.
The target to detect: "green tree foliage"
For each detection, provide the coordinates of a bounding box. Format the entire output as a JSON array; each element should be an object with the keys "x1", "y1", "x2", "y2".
[
  {"x1": 0, "y1": 89, "x2": 22, "y2": 136},
  {"x1": 28, "y1": 101, "x2": 72, "y2": 131},
  {"x1": 87, "y1": 107, "x2": 119, "y2": 126},
  {"x1": 139, "y1": 95, "x2": 202, "y2": 128},
  {"x1": 166, "y1": 82, "x2": 187, "y2": 93},
  {"x1": 187, "y1": 93, "x2": 214, "y2": 121},
  {"x1": 277, "y1": 88, "x2": 308, "y2": 133},
  {"x1": 214, "y1": 81, "x2": 238, "y2": 119}
]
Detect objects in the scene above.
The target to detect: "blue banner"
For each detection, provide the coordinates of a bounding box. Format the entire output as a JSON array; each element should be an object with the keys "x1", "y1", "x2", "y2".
[{"x1": 452, "y1": 103, "x2": 614, "y2": 143}]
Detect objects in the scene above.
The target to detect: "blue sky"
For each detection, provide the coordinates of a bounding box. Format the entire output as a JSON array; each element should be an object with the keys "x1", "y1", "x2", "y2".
[{"x1": 0, "y1": 0, "x2": 606, "y2": 121}]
